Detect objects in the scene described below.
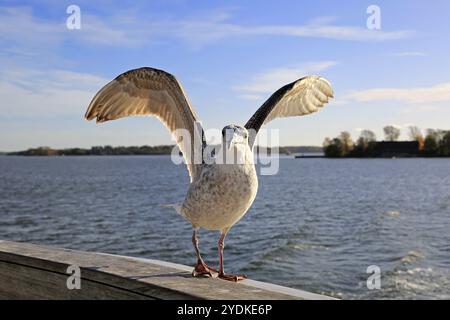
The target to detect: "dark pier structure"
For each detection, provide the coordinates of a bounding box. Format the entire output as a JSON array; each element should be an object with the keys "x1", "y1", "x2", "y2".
[{"x1": 374, "y1": 141, "x2": 420, "y2": 158}]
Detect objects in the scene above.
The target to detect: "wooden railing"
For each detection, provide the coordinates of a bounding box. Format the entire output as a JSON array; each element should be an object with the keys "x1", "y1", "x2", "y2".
[{"x1": 0, "y1": 240, "x2": 336, "y2": 300}]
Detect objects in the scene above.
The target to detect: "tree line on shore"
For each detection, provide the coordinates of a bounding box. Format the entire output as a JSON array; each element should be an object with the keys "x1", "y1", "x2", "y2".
[
  {"x1": 323, "y1": 125, "x2": 450, "y2": 157},
  {"x1": 8, "y1": 145, "x2": 176, "y2": 156}
]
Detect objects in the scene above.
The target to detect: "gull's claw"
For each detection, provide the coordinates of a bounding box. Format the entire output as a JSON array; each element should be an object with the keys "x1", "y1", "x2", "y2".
[
  {"x1": 192, "y1": 261, "x2": 218, "y2": 278},
  {"x1": 218, "y1": 273, "x2": 247, "y2": 282}
]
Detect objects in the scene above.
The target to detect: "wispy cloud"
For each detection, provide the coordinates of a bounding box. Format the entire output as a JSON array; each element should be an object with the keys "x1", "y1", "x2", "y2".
[
  {"x1": 1, "y1": 67, "x2": 106, "y2": 91},
  {"x1": 233, "y1": 61, "x2": 337, "y2": 100},
  {"x1": 0, "y1": 67, "x2": 107, "y2": 117},
  {"x1": 0, "y1": 6, "x2": 140, "y2": 56},
  {"x1": 0, "y1": 7, "x2": 62, "y2": 54},
  {"x1": 0, "y1": 6, "x2": 415, "y2": 56},
  {"x1": 74, "y1": 13, "x2": 141, "y2": 46},
  {"x1": 163, "y1": 13, "x2": 414, "y2": 47},
  {"x1": 342, "y1": 82, "x2": 450, "y2": 104},
  {"x1": 399, "y1": 105, "x2": 446, "y2": 114},
  {"x1": 391, "y1": 51, "x2": 426, "y2": 57},
  {"x1": 238, "y1": 94, "x2": 266, "y2": 101}
]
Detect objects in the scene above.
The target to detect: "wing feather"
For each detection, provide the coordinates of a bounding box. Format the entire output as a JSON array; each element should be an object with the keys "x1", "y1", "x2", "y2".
[
  {"x1": 245, "y1": 76, "x2": 333, "y2": 148},
  {"x1": 85, "y1": 67, "x2": 204, "y2": 182}
]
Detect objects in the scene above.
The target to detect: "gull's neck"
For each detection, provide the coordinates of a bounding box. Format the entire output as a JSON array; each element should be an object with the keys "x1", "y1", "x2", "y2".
[{"x1": 228, "y1": 143, "x2": 254, "y2": 165}]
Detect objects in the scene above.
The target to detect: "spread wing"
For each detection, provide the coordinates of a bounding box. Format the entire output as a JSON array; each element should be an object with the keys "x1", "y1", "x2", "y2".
[
  {"x1": 85, "y1": 67, "x2": 205, "y2": 182},
  {"x1": 245, "y1": 76, "x2": 334, "y2": 148}
]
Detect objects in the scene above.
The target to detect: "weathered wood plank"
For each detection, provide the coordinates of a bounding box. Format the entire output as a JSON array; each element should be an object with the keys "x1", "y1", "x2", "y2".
[
  {"x1": 0, "y1": 260, "x2": 150, "y2": 300},
  {"x1": 0, "y1": 240, "x2": 336, "y2": 300}
]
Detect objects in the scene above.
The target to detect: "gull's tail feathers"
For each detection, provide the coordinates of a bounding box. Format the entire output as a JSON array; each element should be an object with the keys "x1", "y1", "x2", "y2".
[{"x1": 159, "y1": 203, "x2": 186, "y2": 218}]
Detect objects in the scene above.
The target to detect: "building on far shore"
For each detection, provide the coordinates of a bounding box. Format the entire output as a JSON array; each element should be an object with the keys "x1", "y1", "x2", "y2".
[{"x1": 373, "y1": 141, "x2": 420, "y2": 158}]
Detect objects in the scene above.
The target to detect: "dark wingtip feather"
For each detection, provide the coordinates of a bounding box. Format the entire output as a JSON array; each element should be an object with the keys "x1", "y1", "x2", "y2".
[{"x1": 84, "y1": 109, "x2": 95, "y2": 121}]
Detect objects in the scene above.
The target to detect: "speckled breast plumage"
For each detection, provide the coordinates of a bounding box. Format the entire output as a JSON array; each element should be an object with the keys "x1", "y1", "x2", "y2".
[{"x1": 180, "y1": 161, "x2": 258, "y2": 231}]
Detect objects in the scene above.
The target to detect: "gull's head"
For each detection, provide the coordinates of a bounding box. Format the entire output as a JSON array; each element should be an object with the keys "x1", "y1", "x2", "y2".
[{"x1": 222, "y1": 124, "x2": 248, "y2": 150}]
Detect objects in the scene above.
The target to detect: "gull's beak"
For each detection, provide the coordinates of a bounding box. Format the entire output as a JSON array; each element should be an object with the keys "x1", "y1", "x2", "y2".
[
  {"x1": 225, "y1": 130, "x2": 246, "y2": 150},
  {"x1": 225, "y1": 129, "x2": 235, "y2": 151}
]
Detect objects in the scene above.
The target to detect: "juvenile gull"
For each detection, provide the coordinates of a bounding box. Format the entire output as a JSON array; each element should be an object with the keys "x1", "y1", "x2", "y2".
[{"x1": 85, "y1": 67, "x2": 333, "y2": 281}]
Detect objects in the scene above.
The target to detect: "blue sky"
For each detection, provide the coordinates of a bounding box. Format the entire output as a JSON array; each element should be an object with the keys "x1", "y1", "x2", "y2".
[{"x1": 1, "y1": 0, "x2": 449, "y2": 151}]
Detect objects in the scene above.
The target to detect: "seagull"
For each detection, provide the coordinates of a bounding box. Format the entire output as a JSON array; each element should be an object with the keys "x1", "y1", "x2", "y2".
[{"x1": 85, "y1": 67, "x2": 333, "y2": 282}]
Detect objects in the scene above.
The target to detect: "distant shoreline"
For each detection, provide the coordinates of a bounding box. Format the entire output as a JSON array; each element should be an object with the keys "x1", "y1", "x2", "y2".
[
  {"x1": 4, "y1": 145, "x2": 324, "y2": 157},
  {"x1": 6, "y1": 145, "x2": 175, "y2": 156}
]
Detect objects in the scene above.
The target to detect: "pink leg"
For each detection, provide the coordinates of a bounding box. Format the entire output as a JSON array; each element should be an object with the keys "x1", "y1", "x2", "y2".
[
  {"x1": 218, "y1": 229, "x2": 247, "y2": 282},
  {"x1": 191, "y1": 229, "x2": 218, "y2": 277}
]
